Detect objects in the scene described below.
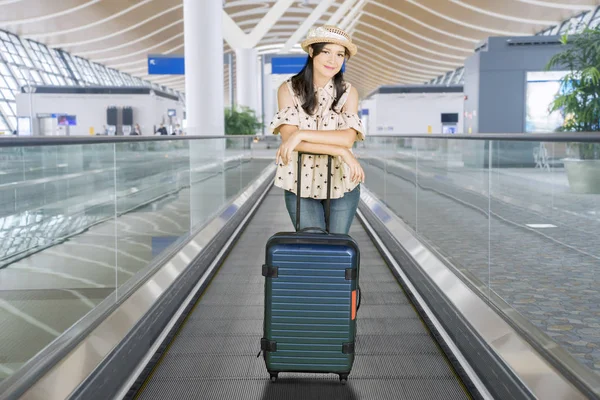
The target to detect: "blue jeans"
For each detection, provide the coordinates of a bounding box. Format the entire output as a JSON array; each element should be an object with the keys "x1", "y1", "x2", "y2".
[{"x1": 284, "y1": 185, "x2": 360, "y2": 235}]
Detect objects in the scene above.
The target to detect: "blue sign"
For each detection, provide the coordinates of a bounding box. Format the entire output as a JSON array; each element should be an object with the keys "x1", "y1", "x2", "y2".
[
  {"x1": 361, "y1": 109, "x2": 369, "y2": 116},
  {"x1": 148, "y1": 55, "x2": 185, "y2": 75},
  {"x1": 271, "y1": 56, "x2": 345, "y2": 75}
]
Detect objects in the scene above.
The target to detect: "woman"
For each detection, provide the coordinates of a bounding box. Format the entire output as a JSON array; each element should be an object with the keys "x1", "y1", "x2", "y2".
[{"x1": 270, "y1": 25, "x2": 365, "y2": 235}]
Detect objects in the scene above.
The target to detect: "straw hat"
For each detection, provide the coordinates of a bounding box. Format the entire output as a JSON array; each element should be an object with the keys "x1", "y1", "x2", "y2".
[{"x1": 301, "y1": 25, "x2": 357, "y2": 57}]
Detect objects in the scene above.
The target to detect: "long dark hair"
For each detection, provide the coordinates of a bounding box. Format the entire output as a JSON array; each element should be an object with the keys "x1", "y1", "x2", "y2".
[{"x1": 291, "y1": 43, "x2": 350, "y2": 115}]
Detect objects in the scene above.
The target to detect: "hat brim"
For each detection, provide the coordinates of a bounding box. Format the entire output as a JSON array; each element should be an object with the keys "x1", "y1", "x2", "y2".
[{"x1": 301, "y1": 38, "x2": 357, "y2": 57}]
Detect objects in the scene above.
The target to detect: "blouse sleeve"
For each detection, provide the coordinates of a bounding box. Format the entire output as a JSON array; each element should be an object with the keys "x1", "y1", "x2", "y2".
[
  {"x1": 332, "y1": 83, "x2": 365, "y2": 141},
  {"x1": 268, "y1": 106, "x2": 300, "y2": 135},
  {"x1": 338, "y1": 112, "x2": 365, "y2": 141}
]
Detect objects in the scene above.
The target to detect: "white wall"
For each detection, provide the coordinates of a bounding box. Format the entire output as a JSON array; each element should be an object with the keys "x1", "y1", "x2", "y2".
[
  {"x1": 362, "y1": 92, "x2": 464, "y2": 134},
  {"x1": 15, "y1": 92, "x2": 183, "y2": 136},
  {"x1": 359, "y1": 97, "x2": 376, "y2": 135},
  {"x1": 264, "y1": 72, "x2": 293, "y2": 135}
]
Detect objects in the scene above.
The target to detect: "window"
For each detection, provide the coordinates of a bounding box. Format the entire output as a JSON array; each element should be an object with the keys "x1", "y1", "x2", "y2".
[
  {"x1": 0, "y1": 28, "x2": 183, "y2": 129},
  {"x1": 566, "y1": 13, "x2": 586, "y2": 34},
  {"x1": 79, "y1": 58, "x2": 100, "y2": 85},
  {"x1": 589, "y1": 7, "x2": 600, "y2": 28},
  {"x1": 0, "y1": 113, "x2": 8, "y2": 131},
  {"x1": 61, "y1": 53, "x2": 83, "y2": 83}
]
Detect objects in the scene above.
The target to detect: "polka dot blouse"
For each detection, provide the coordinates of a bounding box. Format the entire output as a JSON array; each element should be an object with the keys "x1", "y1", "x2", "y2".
[{"x1": 269, "y1": 79, "x2": 365, "y2": 200}]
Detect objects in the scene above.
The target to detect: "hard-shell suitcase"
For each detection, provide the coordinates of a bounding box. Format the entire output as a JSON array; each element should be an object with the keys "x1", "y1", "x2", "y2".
[{"x1": 260, "y1": 153, "x2": 361, "y2": 384}]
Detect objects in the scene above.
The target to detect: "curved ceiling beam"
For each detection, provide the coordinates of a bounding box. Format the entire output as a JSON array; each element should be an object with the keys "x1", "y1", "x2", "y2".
[
  {"x1": 120, "y1": 65, "x2": 148, "y2": 74},
  {"x1": 239, "y1": 19, "x2": 325, "y2": 29},
  {"x1": 228, "y1": 6, "x2": 313, "y2": 20},
  {"x1": 361, "y1": 11, "x2": 473, "y2": 52},
  {"x1": 328, "y1": 0, "x2": 359, "y2": 25},
  {"x1": 97, "y1": 29, "x2": 304, "y2": 65},
  {"x1": 350, "y1": 59, "x2": 432, "y2": 83},
  {"x1": 255, "y1": 43, "x2": 302, "y2": 52},
  {"x1": 344, "y1": 70, "x2": 390, "y2": 88},
  {"x1": 50, "y1": 4, "x2": 182, "y2": 47},
  {"x1": 77, "y1": 19, "x2": 183, "y2": 56},
  {"x1": 405, "y1": 0, "x2": 531, "y2": 36},
  {"x1": 370, "y1": 1, "x2": 478, "y2": 43},
  {"x1": 357, "y1": 45, "x2": 448, "y2": 76},
  {"x1": 74, "y1": 18, "x2": 301, "y2": 56},
  {"x1": 253, "y1": 36, "x2": 451, "y2": 76},
  {"x1": 106, "y1": 41, "x2": 184, "y2": 69},
  {"x1": 357, "y1": 21, "x2": 468, "y2": 59},
  {"x1": 246, "y1": 0, "x2": 297, "y2": 47},
  {"x1": 346, "y1": 68, "x2": 390, "y2": 87},
  {"x1": 25, "y1": 0, "x2": 155, "y2": 40},
  {"x1": 514, "y1": 0, "x2": 597, "y2": 11},
  {"x1": 0, "y1": 0, "x2": 23, "y2": 5},
  {"x1": 348, "y1": 68, "x2": 418, "y2": 87},
  {"x1": 345, "y1": 77, "x2": 387, "y2": 93},
  {"x1": 355, "y1": 41, "x2": 450, "y2": 74},
  {"x1": 148, "y1": 76, "x2": 184, "y2": 84},
  {"x1": 225, "y1": 1, "x2": 272, "y2": 8},
  {"x1": 280, "y1": 0, "x2": 336, "y2": 53},
  {"x1": 354, "y1": 29, "x2": 461, "y2": 67},
  {"x1": 94, "y1": 33, "x2": 184, "y2": 63},
  {"x1": 0, "y1": 0, "x2": 101, "y2": 27},
  {"x1": 154, "y1": 77, "x2": 185, "y2": 85},
  {"x1": 349, "y1": 59, "x2": 423, "y2": 82},
  {"x1": 449, "y1": 0, "x2": 558, "y2": 25},
  {"x1": 340, "y1": 0, "x2": 368, "y2": 30},
  {"x1": 223, "y1": 8, "x2": 251, "y2": 48}
]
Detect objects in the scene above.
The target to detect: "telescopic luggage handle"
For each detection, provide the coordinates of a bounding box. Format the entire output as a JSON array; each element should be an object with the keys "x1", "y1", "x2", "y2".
[{"x1": 296, "y1": 152, "x2": 332, "y2": 233}]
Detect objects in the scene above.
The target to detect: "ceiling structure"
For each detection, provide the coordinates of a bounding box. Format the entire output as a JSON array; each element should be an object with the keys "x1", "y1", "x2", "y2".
[{"x1": 0, "y1": 0, "x2": 599, "y2": 100}]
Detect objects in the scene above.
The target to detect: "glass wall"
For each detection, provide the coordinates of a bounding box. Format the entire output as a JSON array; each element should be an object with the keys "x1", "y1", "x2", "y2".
[
  {"x1": 358, "y1": 135, "x2": 600, "y2": 381},
  {"x1": 0, "y1": 136, "x2": 272, "y2": 382},
  {"x1": 0, "y1": 29, "x2": 182, "y2": 134}
]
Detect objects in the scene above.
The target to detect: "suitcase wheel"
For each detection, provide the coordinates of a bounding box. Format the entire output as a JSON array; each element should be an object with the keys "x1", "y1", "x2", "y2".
[
  {"x1": 270, "y1": 372, "x2": 278, "y2": 382},
  {"x1": 339, "y1": 373, "x2": 348, "y2": 384}
]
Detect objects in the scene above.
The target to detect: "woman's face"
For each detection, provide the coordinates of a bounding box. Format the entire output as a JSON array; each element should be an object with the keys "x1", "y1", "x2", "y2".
[{"x1": 311, "y1": 44, "x2": 346, "y2": 79}]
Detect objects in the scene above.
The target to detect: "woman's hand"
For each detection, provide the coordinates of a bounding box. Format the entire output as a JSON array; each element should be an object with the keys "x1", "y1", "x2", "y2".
[
  {"x1": 276, "y1": 131, "x2": 303, "y2": 165},
  {"x1": 341, "y1": 149, "x2": 365, "y2": 184}
]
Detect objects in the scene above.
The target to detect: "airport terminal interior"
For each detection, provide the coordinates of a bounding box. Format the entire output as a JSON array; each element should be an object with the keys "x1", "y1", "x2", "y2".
[{"x1": 0, "y1": 1, "x2": 600, "y2": 399}]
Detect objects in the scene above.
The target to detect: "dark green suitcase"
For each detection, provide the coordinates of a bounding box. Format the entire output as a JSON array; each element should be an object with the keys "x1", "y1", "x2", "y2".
[{"x1": 260, "y1": 153, "x2": 361, "y2": 383}]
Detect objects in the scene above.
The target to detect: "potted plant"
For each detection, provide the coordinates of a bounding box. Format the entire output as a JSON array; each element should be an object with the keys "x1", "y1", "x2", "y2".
[
  {"x1": 545, "y1": 27, "x2": 600, "y2": 194},
  {"x1": 224, "y1": 106, "x2": 263, "y2": 149}
]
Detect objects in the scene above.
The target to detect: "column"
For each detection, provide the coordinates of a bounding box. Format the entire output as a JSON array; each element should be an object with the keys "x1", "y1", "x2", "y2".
[
  {"x1": 184, "y1": 0, "x2": 224, "y2": 136},
  {"x1": 263, "y1": 62, "x2": 276, "y2": 136},
  {"x1": 184, "y1": 0, "x2": 225, "y2": 228},
  {"x1": 235, "y1": 48, "x2": 259, "y2": 114}
]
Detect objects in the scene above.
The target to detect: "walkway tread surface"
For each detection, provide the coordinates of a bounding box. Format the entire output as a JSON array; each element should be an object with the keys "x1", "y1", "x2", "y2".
[{"x1": 137, "y1": 187, "x2": 468, "y2": 400}]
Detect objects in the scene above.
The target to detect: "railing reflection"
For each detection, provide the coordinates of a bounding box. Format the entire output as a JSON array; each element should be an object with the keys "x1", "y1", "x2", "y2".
[
  {"x1": 0, "y1": 135, "x2": 274, "y2": 383},
  {"x1": 356, "y1": 133, "x2": 600, "y2": 386}
]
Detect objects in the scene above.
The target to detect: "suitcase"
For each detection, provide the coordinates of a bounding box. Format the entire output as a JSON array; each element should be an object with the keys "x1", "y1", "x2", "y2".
[{"x1": 260, "y1": 152, "x2": 361, "y2": 384}]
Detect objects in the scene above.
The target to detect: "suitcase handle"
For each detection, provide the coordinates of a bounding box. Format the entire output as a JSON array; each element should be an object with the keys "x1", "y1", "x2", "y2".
[{"x1": 296, "y1": 152, "x2": 333, "y2": 233}]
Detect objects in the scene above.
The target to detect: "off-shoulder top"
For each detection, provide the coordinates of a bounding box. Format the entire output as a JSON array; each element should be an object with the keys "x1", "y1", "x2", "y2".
[{"x1": 269, "y1": 78, "x2": 365, "y2": 199}]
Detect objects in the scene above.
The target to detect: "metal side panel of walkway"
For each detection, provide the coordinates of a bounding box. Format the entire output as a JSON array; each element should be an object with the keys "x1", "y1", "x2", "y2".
[{"x1": 134, "y1": 186, "x2": 470, "y2": 400}]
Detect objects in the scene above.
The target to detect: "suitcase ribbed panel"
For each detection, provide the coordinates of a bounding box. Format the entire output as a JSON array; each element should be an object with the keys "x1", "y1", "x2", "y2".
[{"x1": 265, "y1": 242, "x2": 358, "y2": 374}]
